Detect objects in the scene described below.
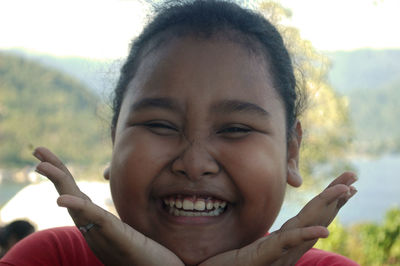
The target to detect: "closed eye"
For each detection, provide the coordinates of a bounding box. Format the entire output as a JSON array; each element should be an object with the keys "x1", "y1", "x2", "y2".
[
  {"x1": 219, "y1": 127, "x2": 250, "y2": 133},
  {"x1": 217, "y1": 125, "x2": 252, "y2": 138},
  {"x1": 142, "y1": 121, "x2": 179, "y2": 135}
]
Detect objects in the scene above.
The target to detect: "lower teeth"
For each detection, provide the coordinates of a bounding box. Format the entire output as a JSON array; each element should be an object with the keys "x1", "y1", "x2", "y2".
[{"x1": 168, "y1": 207, "x2": 225, "y2": 217}]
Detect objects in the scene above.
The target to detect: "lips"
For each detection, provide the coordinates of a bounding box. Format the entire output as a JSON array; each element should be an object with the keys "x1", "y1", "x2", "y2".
[{"x1": 162, "y1": 195, "x2": 228, "y2": 217}]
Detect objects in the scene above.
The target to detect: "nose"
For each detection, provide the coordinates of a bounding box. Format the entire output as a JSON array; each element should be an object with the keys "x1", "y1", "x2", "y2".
[{"x1": 171, "y1": 140, "x2": 220, "y2": 180}]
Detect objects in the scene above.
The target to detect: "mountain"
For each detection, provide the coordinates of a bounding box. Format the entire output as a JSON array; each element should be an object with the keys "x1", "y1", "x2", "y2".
[
  {"x1": 3, "y1": 48, "x2": 399, "y2": 156},
  {"x1": 0, "y1": 52, "x2": 111, "y2": 168},
  {"x1": 348, "y1": 78, "x2": 400, "y2": 154},
  {"x1": 326, "y1": 49, "x2": 400, "y2": 94},
  {"x1": 2, "y1": 49, "x2": 122, "y2": 97},
  {"x1": 326, "y1": 49, "x2": 400, "y2": 154}
]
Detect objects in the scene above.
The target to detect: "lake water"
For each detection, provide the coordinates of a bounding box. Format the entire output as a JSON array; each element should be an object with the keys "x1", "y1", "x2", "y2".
[
  {"x1": 1, "y1": 155, "x2": 399, "y2": 229},
  {"x1": 0, "y1": 182, "x2": 26, "y2": 208},
  {"x1": 272, "y1": 154, "x2": 400, "y2": 230},
  {"x1": 337, "y1": 154, "x2": 400, "y2": 224}
]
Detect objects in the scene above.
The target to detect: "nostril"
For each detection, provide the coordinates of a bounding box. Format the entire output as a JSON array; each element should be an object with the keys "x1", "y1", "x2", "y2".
[
  {"x1": 170, "y1": 146, "x2": 220, "y2": 179},
  {"x1": 203, "y1": 171, "x2": 214, "y2": 176},
  {"x1": 177, "y1": 170, "x2": 186, "y2": 176},
  {"x1": 174, "y1": 169, "x2": 214, "y2": 179}
]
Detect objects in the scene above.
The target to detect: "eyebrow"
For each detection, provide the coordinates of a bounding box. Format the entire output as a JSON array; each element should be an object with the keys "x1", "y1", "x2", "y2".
[
  {"x1": 129, "y1": 97, "x2": 181, "y2": 113},
  {"x1": 129, "y1": 97, "x2": 269, "y2": 117},
  {"x1": 211, "y1": 100, "x2": 270, "y2": 117}
]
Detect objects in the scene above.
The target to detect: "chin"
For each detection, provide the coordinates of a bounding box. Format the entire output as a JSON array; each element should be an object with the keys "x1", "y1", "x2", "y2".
[
  {"x1": 158, "y1": 232, "x2": 246, "y2": 266},
  {"x1": 172, "y1": 244, "x2": 222, "y2": 266}
]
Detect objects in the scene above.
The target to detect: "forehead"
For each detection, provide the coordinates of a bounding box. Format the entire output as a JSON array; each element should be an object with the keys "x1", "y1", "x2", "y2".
[{"x1": 125, "y1": 35, "x2": 280, "y2": 106}]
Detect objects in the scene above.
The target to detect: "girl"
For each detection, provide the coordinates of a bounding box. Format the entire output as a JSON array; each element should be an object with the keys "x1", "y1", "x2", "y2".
[{"x1": 1, "y1": 1, "x2": 358, "y2": 265}]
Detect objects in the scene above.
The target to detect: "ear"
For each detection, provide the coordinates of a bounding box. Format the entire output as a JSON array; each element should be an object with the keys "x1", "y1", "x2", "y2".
[
  {"x1": 111, "y1": 126, "x2": 116, "y2": 144},
  {"x1": 287, "y1": 120, "x2": 303, "y2": 187},
  {"x1": 106, "y1": 126, "x2": 116, "y2": 181},
  {"x1": 103, "y1": 165, "x2": 110, "y2": 180}
]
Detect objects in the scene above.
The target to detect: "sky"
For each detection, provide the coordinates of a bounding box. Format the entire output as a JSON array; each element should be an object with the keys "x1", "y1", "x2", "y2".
[{"x1": 0, "y1": 0, "x2": 399, "y2": 59}]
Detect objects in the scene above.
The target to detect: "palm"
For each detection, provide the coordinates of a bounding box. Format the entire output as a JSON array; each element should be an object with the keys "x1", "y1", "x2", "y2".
[
  {"x1": 201, "y1": 172, "x2": 357, "y2": 266},
  {"x1": 34, "y1": 147, "x2": 184, "y2": 266}
]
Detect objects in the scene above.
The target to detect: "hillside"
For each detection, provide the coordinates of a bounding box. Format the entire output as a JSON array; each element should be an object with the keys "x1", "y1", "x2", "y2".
[
  {"x1": 0, "y1": 52, "x2": 111, "y2": 168},
  {"x1": 3, "y1": 49, "x2": 121, "y2": 96},
  {"x1": 3, "y1": 48, "x2": 399, "y2": 156},
  {"x1": 348, "y1": 78, "x2": 400, "y2": 154},
  {"x1": 326, "y1": 49, "x2": 400, "y2": 154},
  {"x1": 326, "y1": 49, "x2": 400, "y2": 94}
]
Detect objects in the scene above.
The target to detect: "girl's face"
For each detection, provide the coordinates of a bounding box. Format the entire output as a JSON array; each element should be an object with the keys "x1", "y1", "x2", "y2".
[{"x1": 109, "y1": 36, "x2": 300, "y2": 265}]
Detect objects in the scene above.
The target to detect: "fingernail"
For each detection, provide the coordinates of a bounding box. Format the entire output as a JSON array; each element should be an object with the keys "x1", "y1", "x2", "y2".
[
  {"x1": 57, "y1": 196, "x2": 66, "y2": 207},
  {"x1": 33, "y1": 151, "x2": 44, "y2": 161},
  {"x1": 350, "y1": 186, "x2": 358, "y2": 194},
  {"x1": 342, "y1": 190, "x2": 351, "y2": 197},
  {"x1": 340, "y1": 188, "x2": 351, "y2": 198},
  {"x1": 346, "y1": 175, "x2": 358, "y2": 185}
]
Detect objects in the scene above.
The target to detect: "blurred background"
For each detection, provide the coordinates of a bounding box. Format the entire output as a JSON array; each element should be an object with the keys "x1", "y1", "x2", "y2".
[{"x1": 0, "y1": 0, "x2": 399, "y2": 264}]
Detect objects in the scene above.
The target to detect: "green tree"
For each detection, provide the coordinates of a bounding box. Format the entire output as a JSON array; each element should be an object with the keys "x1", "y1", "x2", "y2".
[
  {"x1": 0, "y1": 53, "x2": 111, "y2": 177},
  {"x1": 316, "y1": 208, "x2": 400, "y2": 265}
]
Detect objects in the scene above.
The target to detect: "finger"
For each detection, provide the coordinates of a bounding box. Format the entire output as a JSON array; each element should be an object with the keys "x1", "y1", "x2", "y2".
[
  {"x1": 36, "y1": 161, "x2": 89, "y2": 200},
  {"x1": 349, "y1": 185, "x2": 357, "y2": 196},
  {"x1": 323, "y1": 172, "x2": 358, "y2": 210},
  {"x1": 281, "y1": 184, "x2": 349, "y2": 230},
  {"x1": 326, "y1": 171, "x2": 358, "y2": 188},
  {"x1": 57, "y1": 195, "x2": 133, "y2": 262},
  {"x1": 200, "y1": 226, "x2": 328, "y2": 266},
  {"x1": 337, "y1": 185, "x2": 358, "y2": 209},
  {"x1": 34, "y1": 147, "x2": 89, "y2": 200},
  {"x1": 57, "y1": 194, "x2": 132, "y2": 256},
  {"x1": 33, "y1": 147, "x2": 73, "y2": 176},
  {"x1": 252, "y1": 226, "x2": 329, "y2": 264},
  {"x1": 322, "y1": 183, "x2": 358, "y2": 211},
  {"x1": 57, "y1": 195, "x2": 183, "y2": 266},
  {"x1": 298, "y1": 185, "x2": 348, "y2": 227},
  {"x1": 315, "y1": 184, "x2": 350, "y2": 205},
  {"x1": 57, "y1": 195, "x2": 115, "y2": 229}
]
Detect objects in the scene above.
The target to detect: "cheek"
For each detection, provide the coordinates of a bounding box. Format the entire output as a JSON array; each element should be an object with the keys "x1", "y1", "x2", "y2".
[
  {"x1": 110, "y1": 130, "x2": 179, "y2": 221},
  {"x1": 219, "y1": 137, "x2": 287, "y2": 193},
  {"x1": 217, "y1": 136, "x2": 287, "y2": 230}
]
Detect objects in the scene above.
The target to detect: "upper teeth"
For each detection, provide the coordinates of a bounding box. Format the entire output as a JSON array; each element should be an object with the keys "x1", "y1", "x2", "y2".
[{"x1": 163, "y1": 196, "x2": 227, "y2": 212}]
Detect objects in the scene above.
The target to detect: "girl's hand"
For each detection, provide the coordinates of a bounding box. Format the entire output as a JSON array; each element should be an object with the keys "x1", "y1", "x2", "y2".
[
  {"x1": 200, "y1": 172, "x2": 357, "y2": 266},
  {"x1": 33, "y1": 147, "x2": 184, "y2": 266}
]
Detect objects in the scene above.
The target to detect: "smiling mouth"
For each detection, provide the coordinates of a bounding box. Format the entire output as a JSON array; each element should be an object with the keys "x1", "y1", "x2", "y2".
[{"x1": 162, "y1": 195, "x2": 228, "y2": 217}]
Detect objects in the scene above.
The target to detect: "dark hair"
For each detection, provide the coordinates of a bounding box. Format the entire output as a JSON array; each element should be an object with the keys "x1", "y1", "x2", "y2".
[
  {"x1": 112, "y1": 0, "x2": 302, "y2": 136},
  {"x1": 0, "y1": 220, "x2": 34, "y2": 247}
]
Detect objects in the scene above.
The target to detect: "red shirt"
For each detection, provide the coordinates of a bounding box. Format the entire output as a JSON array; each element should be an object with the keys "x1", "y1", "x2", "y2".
[{"x1": 0, "y1": 226, "x2": 358, "y2": 265}]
